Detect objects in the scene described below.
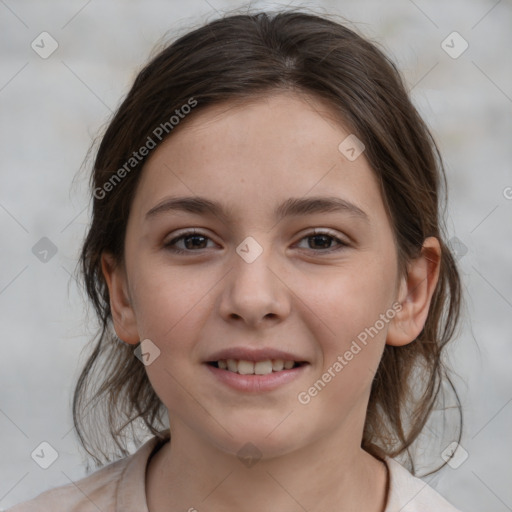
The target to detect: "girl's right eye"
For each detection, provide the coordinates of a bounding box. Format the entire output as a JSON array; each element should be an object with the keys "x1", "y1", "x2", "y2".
[{"x1": 163, "y1": 230, "x2": 215, "y2": 254}]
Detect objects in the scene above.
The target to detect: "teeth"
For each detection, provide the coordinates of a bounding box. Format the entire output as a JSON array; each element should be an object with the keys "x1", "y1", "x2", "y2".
[
  {"x1": 238, "y1": 360, "x2": 254, "y2": 375},
  {"x1": 255, "y1": 360, "x2": 273, "y2": 375},
  {"x1": 215, "y1": 359, "x2": 299, "y2": 375},
  {"x1": 272, "y1": 359, "x2": 284, "y2": 371}
]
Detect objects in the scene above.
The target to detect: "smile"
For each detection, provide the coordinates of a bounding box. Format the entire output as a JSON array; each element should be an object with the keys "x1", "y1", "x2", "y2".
[
  {"x1": 205, "y1": 360, "x2": 309, "y2": 393},
  {"x1": 208, "y1": 359, "x2": 304, "y2": 375}
]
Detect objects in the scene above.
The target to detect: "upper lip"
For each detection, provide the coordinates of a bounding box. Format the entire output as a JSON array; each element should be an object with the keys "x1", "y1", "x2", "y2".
[{"x1": 205, "y1": 347, "x2": 309, "y2": 363}]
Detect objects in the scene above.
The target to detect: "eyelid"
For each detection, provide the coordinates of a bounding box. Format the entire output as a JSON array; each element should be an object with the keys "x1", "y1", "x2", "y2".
[
  {"x1": 163, "y1": 228, "x2": 215, "y2": 246},
  {"x1": 295, "y1": 226, "x2": 350, "y2": 242},
  {"x1": 309, "y1": 227, "x2": 345, "y2": 239}
]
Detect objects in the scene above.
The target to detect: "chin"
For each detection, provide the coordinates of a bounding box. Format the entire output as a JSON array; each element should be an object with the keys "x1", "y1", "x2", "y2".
[{"x1": 203, "y1": 414, "x2": 310, "y2": 461}]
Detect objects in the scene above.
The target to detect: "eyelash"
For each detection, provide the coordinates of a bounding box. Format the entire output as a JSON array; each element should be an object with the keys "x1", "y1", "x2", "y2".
[{"x1": 163, "y1": 228, "x2": 349, "y2": 254}]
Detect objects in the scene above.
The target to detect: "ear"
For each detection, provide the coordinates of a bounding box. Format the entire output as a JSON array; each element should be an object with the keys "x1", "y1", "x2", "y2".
[
  {"x1": 386, "y1": 237, "x2": 441, "y2": 347},
  {"x1": 101, "y1": 252, "x2": 140, "y2": 345}
]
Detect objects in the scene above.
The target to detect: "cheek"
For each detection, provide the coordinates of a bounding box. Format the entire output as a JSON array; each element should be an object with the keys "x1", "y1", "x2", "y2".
[
  {"x1": 308, "y1": 254, "x2": 397, "y2": 369},
  {"x1": 298, "y1": 272, "x2": 395, "y2": 416},
  {"x1": 127, "y1": 263, "x2": 213, "y2": 407},
  {"x1": 128, "y1": 257, "x2": 209, "y2": 343}
]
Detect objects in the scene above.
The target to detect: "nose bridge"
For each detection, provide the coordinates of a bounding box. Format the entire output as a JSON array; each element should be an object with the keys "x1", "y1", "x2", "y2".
[{"x1": 219, "y1": 234, "x2": 289, "y2": 325}]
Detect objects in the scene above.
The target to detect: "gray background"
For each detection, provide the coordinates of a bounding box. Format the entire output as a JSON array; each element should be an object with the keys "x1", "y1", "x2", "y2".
[{"x1": 1, "y1": 0, "x2": 511, "y2": 510}]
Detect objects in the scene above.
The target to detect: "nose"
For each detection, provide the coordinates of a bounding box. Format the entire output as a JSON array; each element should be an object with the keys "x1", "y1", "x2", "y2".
[{"x1": 218, "y1": 244, "x2": 291, "y2": 329}]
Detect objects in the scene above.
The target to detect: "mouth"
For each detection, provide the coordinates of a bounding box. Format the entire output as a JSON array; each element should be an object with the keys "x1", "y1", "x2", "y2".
[
  {"x1": 206, "y1": 359, "x2": 307, "y2": 375},
  {"x1": 205, "y1": 358, "x2": 309, "y2": 392},
  {"x1": 203, "y1": 348, "x2": 310, "y2": 392}
]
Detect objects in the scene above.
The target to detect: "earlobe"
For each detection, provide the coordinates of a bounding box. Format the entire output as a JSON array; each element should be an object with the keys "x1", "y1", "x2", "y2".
[
  {"x1": 101, "y1": 253, "x2": 140, "y2": 344},
  {"x1": 386, "y1": 237, "x2": 441, "y2": 347}
]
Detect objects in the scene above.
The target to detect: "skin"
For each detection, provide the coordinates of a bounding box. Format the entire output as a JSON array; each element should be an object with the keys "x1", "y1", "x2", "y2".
[{"x1": 102, "y1": 91, "x2": 441, "y2": 511}]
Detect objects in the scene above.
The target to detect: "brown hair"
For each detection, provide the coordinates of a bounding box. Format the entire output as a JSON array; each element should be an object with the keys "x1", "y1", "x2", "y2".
[{"x1": 74, "y1": 9, "x2": 463, "y2": 474}]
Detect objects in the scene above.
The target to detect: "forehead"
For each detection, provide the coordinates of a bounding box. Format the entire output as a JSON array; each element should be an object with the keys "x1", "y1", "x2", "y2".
[{"x1": 131, "y1": 91, "x2": 389, "y2": 230}]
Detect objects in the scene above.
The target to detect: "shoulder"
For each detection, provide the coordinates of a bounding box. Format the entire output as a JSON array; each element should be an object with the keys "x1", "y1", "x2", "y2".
[
  {"x1": 385, "y1": 457, "x2": 463, "y2": 512},
  {"x1": 5, "y1": 433, "x2": 167, "y2": 512},
  {"x1": 5, "y1": 456, "x2": 128, "y2": 512}
]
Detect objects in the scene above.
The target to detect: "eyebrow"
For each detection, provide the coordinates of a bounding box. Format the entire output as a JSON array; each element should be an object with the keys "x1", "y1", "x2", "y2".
[{"x1": 145, "y1": 195, "x2": 370, "y2": 224}]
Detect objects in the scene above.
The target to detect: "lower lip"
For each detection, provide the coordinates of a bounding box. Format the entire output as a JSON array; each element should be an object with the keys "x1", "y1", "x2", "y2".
[{"x1": 205, "y1": 363, "x2": 308, "y2": 392}]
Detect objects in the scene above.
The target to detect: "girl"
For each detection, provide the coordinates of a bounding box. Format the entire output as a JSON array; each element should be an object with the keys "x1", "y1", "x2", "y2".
[{"x1": 9, "y1": 9, "x2": 464, "y2": 512}]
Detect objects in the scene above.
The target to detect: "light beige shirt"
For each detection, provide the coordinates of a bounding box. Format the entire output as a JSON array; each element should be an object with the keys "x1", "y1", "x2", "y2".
[{"x1": 6, "y1": 432, "x2": 462, "y2": 512}]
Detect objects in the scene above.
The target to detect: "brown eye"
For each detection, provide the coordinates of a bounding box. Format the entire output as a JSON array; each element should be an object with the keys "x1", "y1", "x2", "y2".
[
  {"x1": 296, "y1": 230, "x2": 349, "y2": 253},
  {"x1": 164, "y1": 230, "x2": 215, "y2": 253}
]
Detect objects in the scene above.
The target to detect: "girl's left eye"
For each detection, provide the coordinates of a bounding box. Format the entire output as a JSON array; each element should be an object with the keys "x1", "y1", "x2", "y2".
[
  {"x1": 163, "y1": 229, "x2": 348, "y2": 254},
  {"x1": 295, "y1": 229, "x2": 348, "y2": 252}
]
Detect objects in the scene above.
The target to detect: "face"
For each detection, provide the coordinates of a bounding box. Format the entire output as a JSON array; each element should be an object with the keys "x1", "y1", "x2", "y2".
[{"x1": 105, "y1": 92, "x2": 421, "y2": 459}]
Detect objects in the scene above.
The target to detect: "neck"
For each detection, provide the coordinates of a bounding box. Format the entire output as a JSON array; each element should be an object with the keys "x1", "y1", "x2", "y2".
[{"x1": 146, "y1": 424, "x2": 389, "y2": 512}]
